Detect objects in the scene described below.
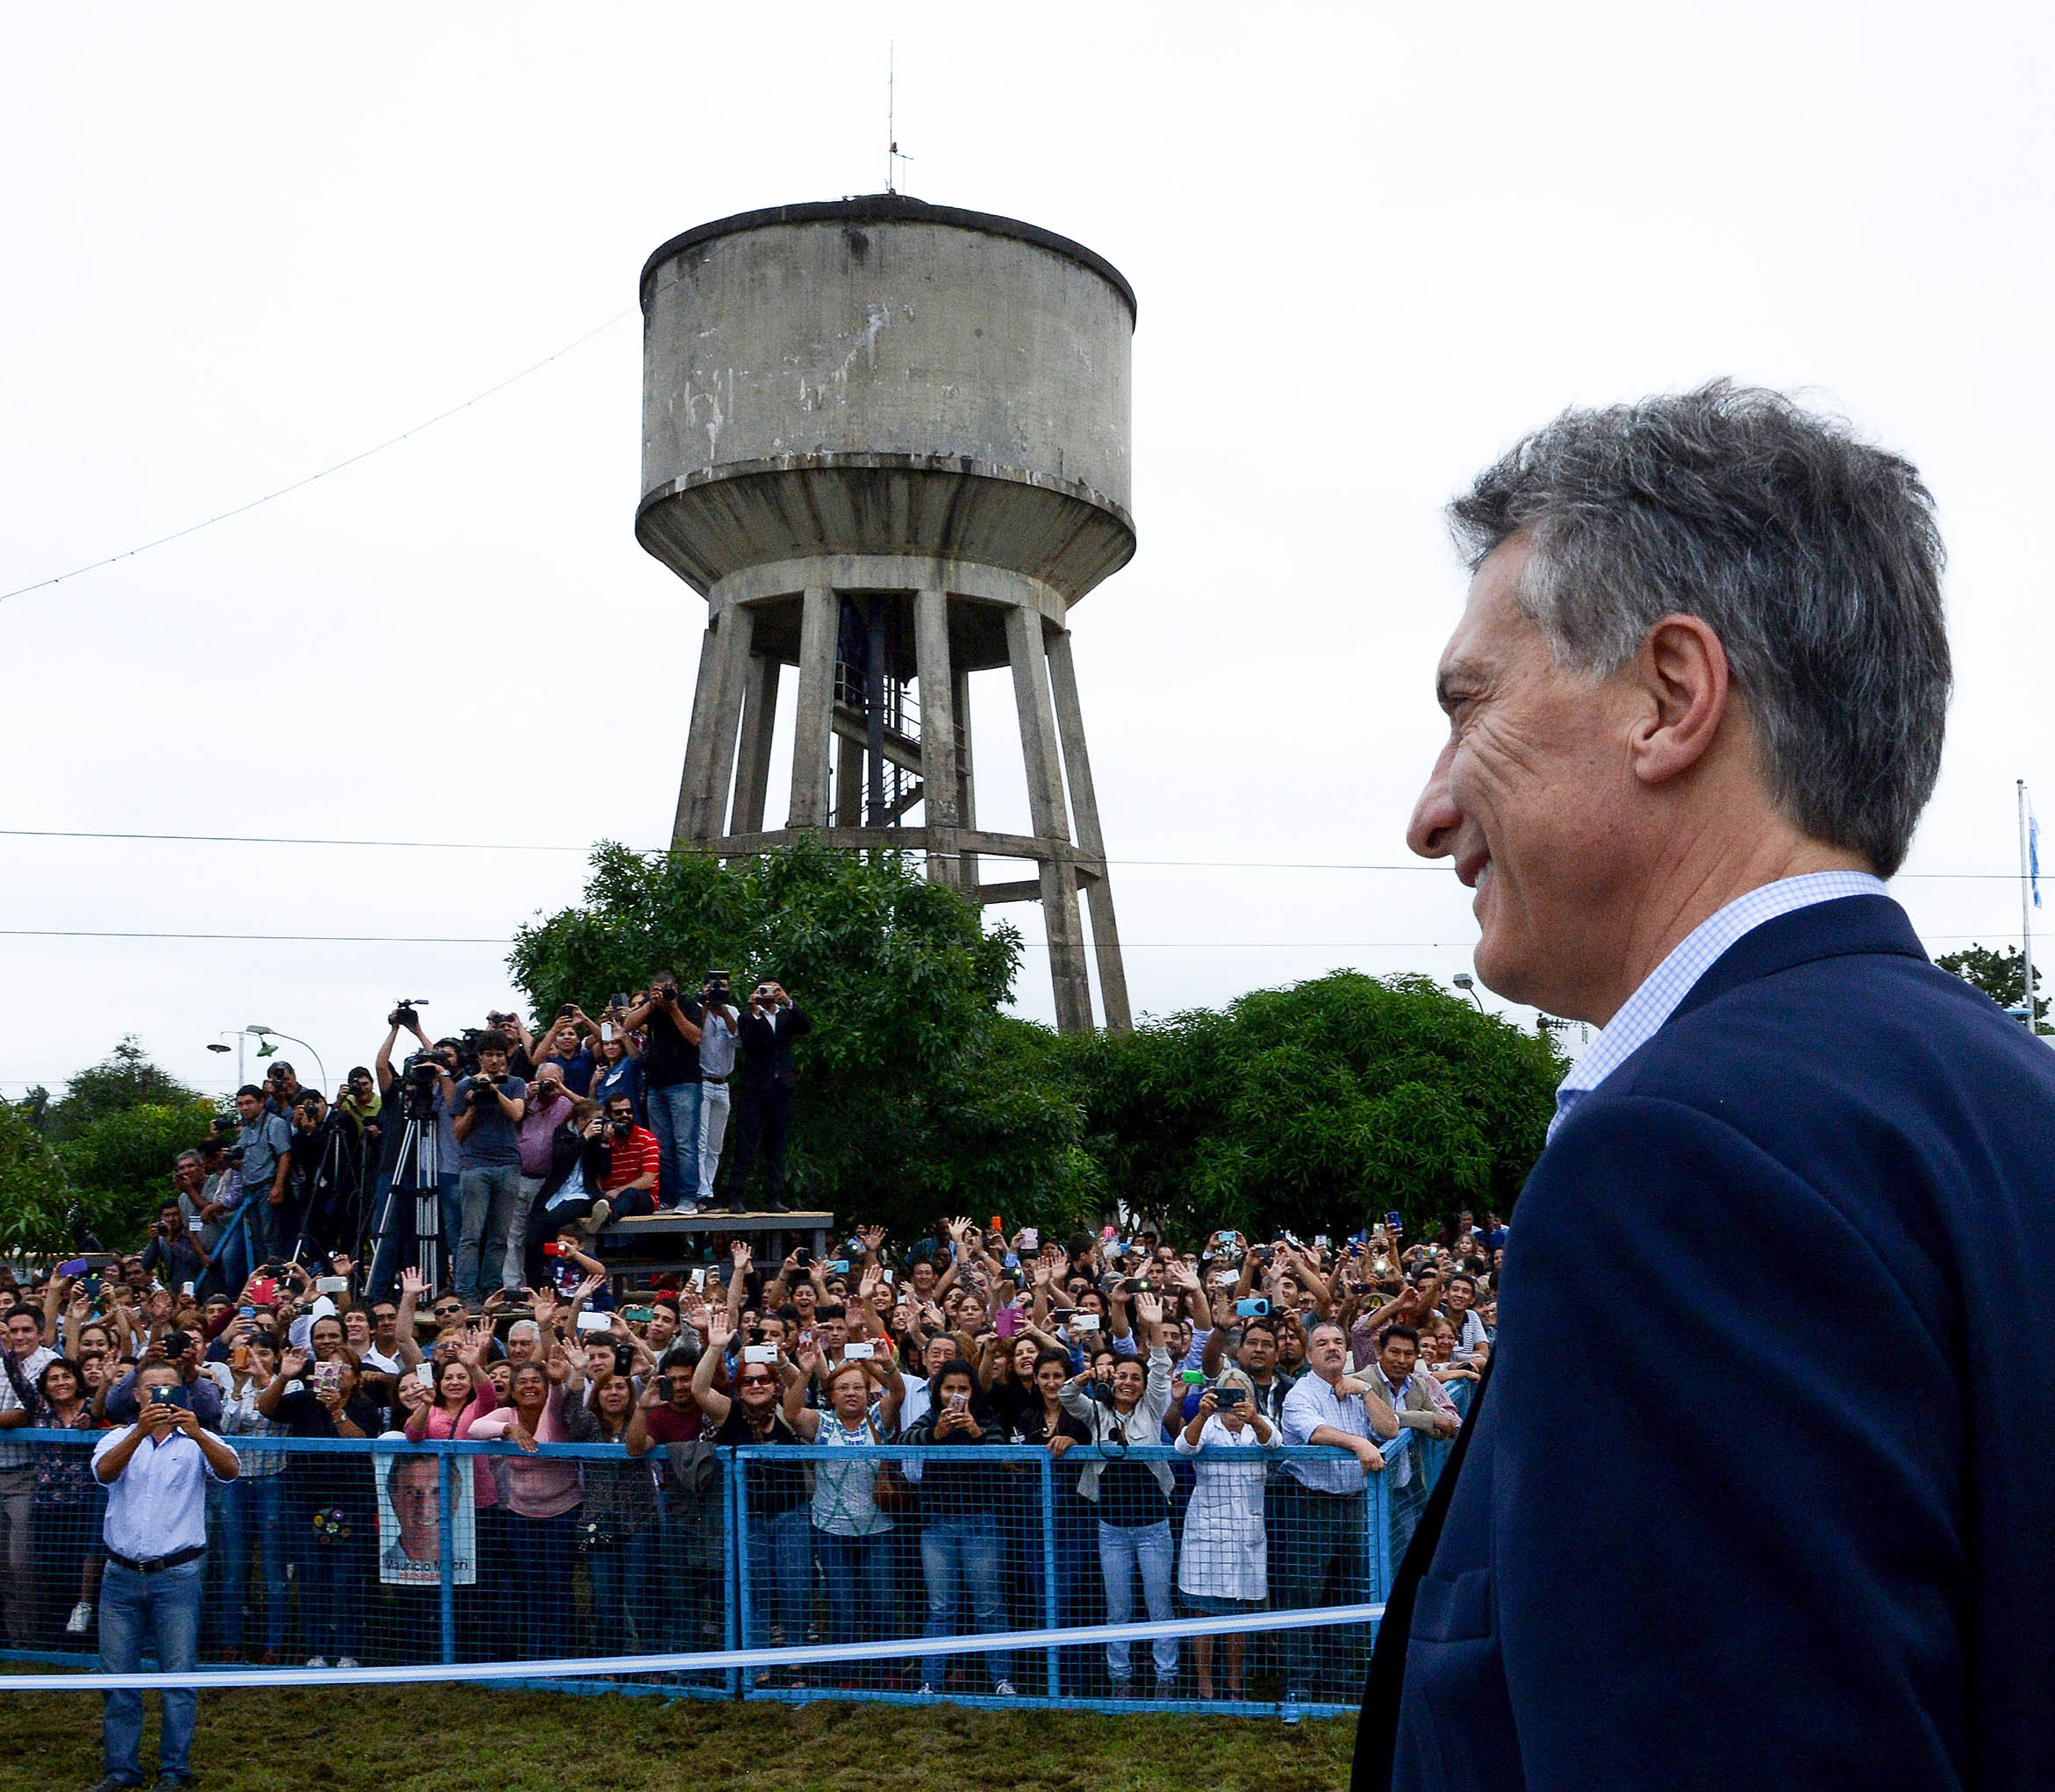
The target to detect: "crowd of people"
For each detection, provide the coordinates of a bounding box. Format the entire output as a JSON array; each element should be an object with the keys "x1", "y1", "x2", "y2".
[
  {"x1": 165, "y1": 977, "x2": 812, "y2": 1311},
  {"x1": 4, "y1": 1192, "x2": 1498, "y2": 1713}
]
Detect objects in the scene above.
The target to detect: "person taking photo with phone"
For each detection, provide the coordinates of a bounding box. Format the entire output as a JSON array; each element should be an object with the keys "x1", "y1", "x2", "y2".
[
  {"x1": 719, "y1": 978, "x2": 810, "y2": 1215},
  {"x1": 88, "y1": 1358, "x2": 240, "y2": 1792}
]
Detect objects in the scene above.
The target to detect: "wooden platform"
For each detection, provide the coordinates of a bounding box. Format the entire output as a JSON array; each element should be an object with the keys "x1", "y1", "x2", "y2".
[{"x1": 594, "y1": 1208, "x2": 836, "y2": 1290}]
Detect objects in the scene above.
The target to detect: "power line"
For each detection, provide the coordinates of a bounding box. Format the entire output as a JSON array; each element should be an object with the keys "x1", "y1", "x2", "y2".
[
  {"x1": 0, "y1": 827, "x2": 2029, "y2": 880},
  {"x1": 0, "y1": 309, "x2": 636, "y2": 606}
]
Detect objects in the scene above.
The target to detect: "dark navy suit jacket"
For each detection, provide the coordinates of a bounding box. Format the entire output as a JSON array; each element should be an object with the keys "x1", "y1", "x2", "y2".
[{"x1": 1356, "y1": 896, "x2": 2055, "y2": 1791}]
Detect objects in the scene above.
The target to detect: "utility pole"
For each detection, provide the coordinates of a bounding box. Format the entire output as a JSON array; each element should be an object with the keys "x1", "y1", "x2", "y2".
[{"x1": 2021, "y1": 779, "x2": 2037, "y2": 1032}]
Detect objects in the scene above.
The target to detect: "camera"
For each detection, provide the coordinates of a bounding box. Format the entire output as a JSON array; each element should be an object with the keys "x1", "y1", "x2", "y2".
[
  {"x1": 469, "y1": 1076, "x2": 501, "y2": 1107},
  {"x1": 161, "y1": 1330, "x2": 191, "y2": 1359},
  {"x1": 609, "y1": 1117, "x2": 634, "y2": 1139},
  {"x1": 390, "y1": 998, "x2": 428, "y2": 1029},
  {"x1": 656, "y1": 983, "x2": 681, "y2": 1005},
  {"x1": 558, "y1": 1004, "x2": 576, "y2": 1019},
  {"x1": 705, "y1": 971, "x2": 733, "y2": 1005}
]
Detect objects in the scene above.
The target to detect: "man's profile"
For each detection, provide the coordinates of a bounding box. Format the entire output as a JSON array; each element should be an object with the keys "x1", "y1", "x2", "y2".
[{"x1": 1357, "y1": 384, "x2": 2055, "y2": 1792}]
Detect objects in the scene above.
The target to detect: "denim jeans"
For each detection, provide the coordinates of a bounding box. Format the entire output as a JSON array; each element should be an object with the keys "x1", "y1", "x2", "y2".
[
  {"x1": 1097, "y1": 1517, "x2": 1178, "y2": 1685},
  {"x1": 696, "y1": 1080, "x2": 731, "y2": 1203},
  {"x1": 814, "y1": 1526, "x2": 897, "y2": 1652},
  {"x1": 920, "y1": 1516, "x2": 1010, "y2": 1691},
  {"x1": 505, "y1": 1176, "x2": 546, "y2": 1294},
  {"x1": 100, "y1": 1556, "x2": 204, "y2": 1783},
  {"x1": 1273, "y1": 1480, "x2": 1366, "y2": 1696},
  {"x1": 645, "y1": 1082, "x2": 702, "y2": 1209},
  {"x1": 0, "y1": 1487, "x2": 32, "y2": 1648},
  {"x1": 743, "y1": 1505, "x2": 812, "y2": 1654},
  {"x1": 208, "y1": 1473, "x2": 289, "y2": 1653},
  {"x1": 455, "y1": 1164, "x2": 524, "y2": 1300},
  {"x1": 507, "y1": 1507, "x2": 579, "y2": 1659},
  {"x1": 298, "y1": 1529, "x2": 365, "y2": 1661}
]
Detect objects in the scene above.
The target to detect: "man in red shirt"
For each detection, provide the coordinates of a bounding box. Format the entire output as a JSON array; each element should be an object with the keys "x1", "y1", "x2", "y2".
[{"x1": 598, "y1": 1093, "x2": 661, "y2": 1219}]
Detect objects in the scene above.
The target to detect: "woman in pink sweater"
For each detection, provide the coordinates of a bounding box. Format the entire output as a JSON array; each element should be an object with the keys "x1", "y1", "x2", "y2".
[{"x1": 469, "y1": 1351, "x2": 584, "y2": 1658}]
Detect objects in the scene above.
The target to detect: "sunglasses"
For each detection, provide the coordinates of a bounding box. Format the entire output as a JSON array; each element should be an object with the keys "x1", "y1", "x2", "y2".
[{"x1": 737, "y1": 1374, "x2": 774, "y2": 1387}]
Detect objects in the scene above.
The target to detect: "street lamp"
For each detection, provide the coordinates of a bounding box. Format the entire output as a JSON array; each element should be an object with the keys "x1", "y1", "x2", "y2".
[
  {"x1": 1451, "y1": 972, "x2": 1485, "y2": 1013},
  {"x1": 205, "y1": 1030, "x2": 245, "y2": 1085},
  {"x1": 246, "y1": 1027, "x2": 326, "y2": 1099}
]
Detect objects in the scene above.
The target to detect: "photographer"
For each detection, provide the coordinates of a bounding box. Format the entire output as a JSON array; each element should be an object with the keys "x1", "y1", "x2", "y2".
[
  {"x1": 521, "y1": 1098, "x2": 613, "y2": 1287},
  {"x1": 622, "y1": 969, "x2": 705, "y2": 1214},
  {"x1": 451, "y1": 1035, "x2": 527, "y2": 1306},
  {"x1": 370, "y1": 1007, "x2": 460, "y2": 1301},
  {"x1": 233, "y1": 1086, "x2": 293, "y2": 1266},
  {"x1": 593, "y1": 1092, "x2": 660, "y2": 1220},
  {"x1": 692, "y1": 973, "x2": 740, "y2": 1208},
  {"x1": 140, "y1": 1201, "x2": 210, "y2": 1298},
  {"x1": 718, "y1": 978, "x2": 810, "y2": 1215},
  {"x1": 90, "y1": 1358, "x2": 240, "y2": 1792},
  {"x1": 509, "y1": 1064, "x2": 576, "y2": 1297},
  {"x1": 286, "y1": 1090, "x2": 362, "y2": 1265}
]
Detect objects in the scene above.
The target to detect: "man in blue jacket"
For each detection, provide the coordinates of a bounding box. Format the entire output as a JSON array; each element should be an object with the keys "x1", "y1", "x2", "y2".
[{"x1": 1355, "y1": 383, "x2": 2055, "y2": 1791}]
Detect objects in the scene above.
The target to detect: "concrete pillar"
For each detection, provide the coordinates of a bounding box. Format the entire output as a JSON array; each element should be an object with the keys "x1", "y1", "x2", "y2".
[
  {"x1": 672, "y1": 619, "x2": 724, "y2": 847},
  {"x1": 914, "y1": 589, "x2": 958, "y2": 887},
  {"x1": 695, "y1": 603, "x2": 755, "y2": 843},
  {"x1": 834, "y1": 734, "x2": 863, "y2": 828},
  {"x1": 1006, "y1": 603, "x2": 1092, "y2": 1033},
  {"x1": 1048, "y1": 630, "x2": 1132, "y2": 1031},
  {"x1": 786, "y1": 584, "x2": 836, "y2": 829},
  {"x1": 731, "y1": 651, "x2": 782, "y2": 835},
  {"x1": 952, "y1": 663, "x2": 978, "y2": 892}
]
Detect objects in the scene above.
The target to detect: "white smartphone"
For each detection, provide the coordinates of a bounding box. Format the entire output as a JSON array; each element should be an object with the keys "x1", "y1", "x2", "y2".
[
  {"x1": 315, "y1": 1276, "x2": 349, "y2": 1295},
  {"x1": 742, "y1": 1344, "x2": 778, "y2": 1366},
  {"x1": 576, "y1": 1311, "x2": 613, "y2": 1334},
  {"x1": 843, "y1": 1340, "x2": 876, "y2": 1361},
  {"x1": 879, "y1": 1267, "x2": 895, "y2": 1283},
  {"x1": 1070, "y1": 1313, "x2": 1100, "y2": 1334},
  {"x1": 415, "y1": 1362, "x2": 434, "y2": 1388}
]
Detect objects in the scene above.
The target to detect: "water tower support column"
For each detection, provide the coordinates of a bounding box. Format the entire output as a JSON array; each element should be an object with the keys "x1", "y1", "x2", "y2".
[
  {"x1": 1048, "y1": 629, "x2": 1133, "y2": 1031},
  {"x1": 787, "y1": 585, "x2": 836, "y2": 829},
  {"x1": 915, "y1": 589, "x2": 960, "y2": 890},
  {"x1": 1007, "y1": 603, "x2": 1094, "y2": 1032},
  {"x1": 731, "y1": 652, "x2": 780, "y2": 835}
]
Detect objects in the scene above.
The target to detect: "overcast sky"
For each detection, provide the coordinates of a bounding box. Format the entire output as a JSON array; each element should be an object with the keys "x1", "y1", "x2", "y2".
[{"x1": 4, "y1": 3, "x2": 2051, "y2": 1103}]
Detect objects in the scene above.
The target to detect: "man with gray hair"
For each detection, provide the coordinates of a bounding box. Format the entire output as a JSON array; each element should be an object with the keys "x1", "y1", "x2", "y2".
[{"x1": 1357, "y1": 385, "x2": 2055, "y2": 1791}]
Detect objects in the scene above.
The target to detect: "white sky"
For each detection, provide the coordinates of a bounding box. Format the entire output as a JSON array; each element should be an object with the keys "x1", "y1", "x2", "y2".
[{"x1": 4, "y1": 2, "x2": 2051, "y2": 1102}]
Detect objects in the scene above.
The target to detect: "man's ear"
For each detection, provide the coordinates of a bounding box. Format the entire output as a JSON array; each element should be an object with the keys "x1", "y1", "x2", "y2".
[{"x1": 1628, "y1": 613, "x2": 1731, "y2": 785}]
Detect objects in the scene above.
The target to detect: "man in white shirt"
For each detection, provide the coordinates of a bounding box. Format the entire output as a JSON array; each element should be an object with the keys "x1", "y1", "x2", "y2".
[{"x1": 90, "y1": 1359, "x2": 240, "y2": 1792}]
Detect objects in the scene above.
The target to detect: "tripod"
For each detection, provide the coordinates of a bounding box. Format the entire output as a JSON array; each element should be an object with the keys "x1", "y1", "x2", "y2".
[{"x1": 367, "y1": 1103, "x2": 443, "y2": 1294}]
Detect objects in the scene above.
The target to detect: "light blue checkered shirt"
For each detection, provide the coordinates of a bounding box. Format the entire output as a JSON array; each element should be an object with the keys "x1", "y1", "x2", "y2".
[{"x1": 1549, "y1": 871, "x2": 1889, "y2": 1142}]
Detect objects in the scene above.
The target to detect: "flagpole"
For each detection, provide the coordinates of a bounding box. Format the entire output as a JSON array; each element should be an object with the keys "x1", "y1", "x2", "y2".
[{"x1": 2020, "y1": 779, "x2": 2036, "y2": 1031}]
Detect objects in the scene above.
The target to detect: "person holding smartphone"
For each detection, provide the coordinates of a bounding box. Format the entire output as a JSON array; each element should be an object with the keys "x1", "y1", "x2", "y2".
[
  {"x1": 90, "y1": 1359, "x2": 240, "y2": 1792},
  {"x1": 1174, "y1": 1369, "x2": 1275, "y2": 1700}
]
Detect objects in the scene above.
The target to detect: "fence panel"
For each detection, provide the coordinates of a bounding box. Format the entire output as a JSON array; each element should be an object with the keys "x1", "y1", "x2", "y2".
[{"x1": 5, "y1": 1428, "x2": 1411, "y2": 1717}]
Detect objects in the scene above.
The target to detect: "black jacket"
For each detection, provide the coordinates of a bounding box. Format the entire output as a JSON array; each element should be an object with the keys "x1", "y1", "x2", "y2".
[{"x1": 735, "y1": 1004, "x2": 811, "y2": 1093}]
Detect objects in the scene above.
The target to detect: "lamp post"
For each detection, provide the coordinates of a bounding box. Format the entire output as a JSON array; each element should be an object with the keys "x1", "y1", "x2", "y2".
[
  {"x1": 1451, "y1": 972, "x2": 1485, "y2": 1013},
  {"x1": 205, "y1": 1031, "x2": 245, "y2": 1086},
  {"x1": 246, "y1": 1027, "x2": 326, "y2": 1100}
]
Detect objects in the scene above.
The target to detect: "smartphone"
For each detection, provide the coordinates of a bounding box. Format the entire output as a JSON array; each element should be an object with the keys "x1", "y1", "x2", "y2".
[
  {"x1": 1386, "y1": 1212, "x2": 1404, "y2": 1230},
  {"x1": 149, "y1": 1387, "x2": 177, "y2": 1407},
  {"x1": 576, "y1": 1311, "x2": 612, "y2": 1334},
  {"x1": 742, "y1": 1344, "x2": 778, "y2": 1366},
  {"x1": 1216, "y1": 1231, "x2": 1236, "y2": 1249},
  {"x1": 949, "y1": 1391, "x2": 968, "y2": 1412},
  {"x1": 541, "y1": 1242, "x2": 562, "y2": 1258},
  {"x1": 1235, "y1": 1298, "x2": 1271, "y2": 1318},
  {"x1": 181, "y1": 1281, "x2": 196, "y2": 1298},
  {"x1": 315, "y1": 1276, "x2": 348, "y2": 1295},
  {"x1": 238, "y1": 1306, "x2": 256, "y2": 1320},
  {"x1": 1018, "y1": 1227, "x2": 1039, "y2": 1253},
  {"x1": 843, "y1": 1340, "x2": 876, "y2": 1360},
  {"x1": 989, "y1": 1215, "x2": 1004, "y2": 1236},
  {"x1": 249, "y1": 1278, "x2": 277, "y2": 1305},
  {"x1": 994, "y1": 1307, "x2": 1020, "y2": 1340},
  {"x1": 599, "y1": 1021, "x2": 615, "y2": 1043},
  {"x1": 623, "y1": 1306, "x2": 655, "y2": 1324},
  {"x1": 313, "y1": 1361, "x2": 343, "y2": 1396},
  {"x1": 1178, "y1": 1368, "x2": 1207, "y2": 1386},
  {"x1": 879, "y1": 1268, "x2": 894, "y2": 1284},
  {"x1": 58, "y1": 1258, "x2": 89, "y2": 1278},
  {"x1": 416, "y1": 1362, "x2": 435, "y2": 1389},
  {"x1": 827, "y1": 1259, "x2": 850, "y2": 1275},
  {"x1": 656, "y1": 1375, "x2": 676, "y2": 1401},
  {"x1": 794, "y1": 1247, "x2": 813, "y2": 1268},
  {"x1": 1314, "y1": 1236, "x2": 1329, "y2": 1251},
  {"x1": 1070, "y1": 1313, "x2": 1100, "y2": 1334}
]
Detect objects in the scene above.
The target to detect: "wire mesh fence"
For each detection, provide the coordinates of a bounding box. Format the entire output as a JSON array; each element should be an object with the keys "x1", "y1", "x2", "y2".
[{"x1": 4, "y1": 1430, "x2": 1408, "y2": 1717}]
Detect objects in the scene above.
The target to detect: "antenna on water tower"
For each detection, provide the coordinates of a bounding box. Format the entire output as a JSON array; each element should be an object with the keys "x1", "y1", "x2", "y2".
[{"x1": 886, "y1": 44, "x2": 913, "y2": 194}]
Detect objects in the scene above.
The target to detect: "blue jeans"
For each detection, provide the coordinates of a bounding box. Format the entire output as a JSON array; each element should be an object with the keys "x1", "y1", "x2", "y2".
[
  {"x1": 507, "y1": 1507, "x2": 579, "y2": 1659},
  {"x1": 100, "y1": 1556, "x2": 204, "y2": 1783},
  {"x1": 743, "y1": 1505, "x2": 812, "y2": 1654},
  {"x1": 644, "y1": 1082, "x2": 702, "y2": 1209},
  {"x1": 298, "y1": 1527, "x2": 365, "y2": 1661},
  {"x1": 920, "y1": 1517, "x2": 1009, "y2": 1691},
  {"x1": 814, "y1": 1526, "x2": 896, "y2": 1652},
  {"x1": 208, "y1": 1473, "x2": 289, "y2": 1653},
  {"x1": 1098, "y1": 1518, "x2": 1178, "y2": 1686},
  {"x1": 455, "y1": 1165, "x2": 523, "y2": 1301},
  {"x1": 1273, "y1": 1480, "x2": 1366, "y2": 1696}
]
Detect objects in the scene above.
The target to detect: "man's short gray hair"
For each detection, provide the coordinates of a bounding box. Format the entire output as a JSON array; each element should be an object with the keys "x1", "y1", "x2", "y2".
[
  {"x1": 1449, "y1": 382, "x2": 1949, "y2": 877},
  {"x1": 506, "y1": 1319, "x2": 540, "y2": 1346}
]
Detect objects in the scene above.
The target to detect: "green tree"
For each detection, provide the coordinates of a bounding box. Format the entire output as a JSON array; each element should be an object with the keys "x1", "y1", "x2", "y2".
[
  {"x1": 1935, "y1": 943, "x2": 2048, "y2": 1031},
  {"x1": 1050, "y1": 971, "x2": 1563, "y2": 1241},
  {"x1": 38, "y1": 1036, "x2": 205, "y2": 1142},
  {"x1": 0, "y1": 1100, "x2": 76, "y2": 1262},
  {"x1": 507, "y1": 841, "x2": 1094, "y2": 1236},
  {"x1": 56, "y1": 1100, "x2": 220, "y2": 1250}
]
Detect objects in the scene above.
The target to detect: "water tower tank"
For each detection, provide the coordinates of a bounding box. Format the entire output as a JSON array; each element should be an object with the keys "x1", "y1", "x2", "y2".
[{"x1": 639, "y1": 196, "x2": 1135, "y2": 1034}]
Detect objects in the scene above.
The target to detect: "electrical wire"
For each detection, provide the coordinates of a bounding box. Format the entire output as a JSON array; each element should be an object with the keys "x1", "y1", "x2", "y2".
[
  {"x1": 0, "y1": 310, "x2": 636, "y2": 606},
  {"x1": 0, "y1": 827, "x2": 2026, "y2": 880}
]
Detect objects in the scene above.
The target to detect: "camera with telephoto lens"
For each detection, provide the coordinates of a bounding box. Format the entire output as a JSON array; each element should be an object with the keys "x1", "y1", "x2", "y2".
[
  {"x1": 469, "y1": 1075, "x2": 502, "y2": 1108},
  {"x1": 390, "y1": 998, "x2": 429, "y2": 1029},
  {"x1": 609, "y1": 1116, "x2": 634, "y2": 1140},
  {"x1": 402, "y1": 1055, "x2": 443, "y2": 1120}
]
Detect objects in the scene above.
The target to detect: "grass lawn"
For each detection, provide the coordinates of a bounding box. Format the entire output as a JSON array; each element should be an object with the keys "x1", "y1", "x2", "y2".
[{"x1": 1, "y1": 1683, "x2": 1357, "y2": 1792}]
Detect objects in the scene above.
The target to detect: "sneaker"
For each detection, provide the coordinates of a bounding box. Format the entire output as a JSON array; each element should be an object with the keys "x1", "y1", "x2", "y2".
[
  {"x1": 65, "y1": 1601, "x2": 93, "y2": 1635},
  {"x1": 1109, "y1": 1677, "x2": 1133, "y2": 1700},
  {"x1": 917, "y1": 1682, "x2": 936, "y2": 1695},
  {"x1": 576, "y1": 1200, "x2": 612, "y2": 1236},
  {"x1": 152, "y1": 1774, "x2": 191, "y2": 1790},
  {"x1": 993, "y1": 1679, "x2": 1018, "y2": 1696},
  {"x1": 304, "y1": 1655, "x2": 327, "y2": 1668},
  {"x1": 85, "y1": 1776, "x2": 142, "y2": 1791},
  {"x1": 335, "y1": 1656, "x2": 359, "y2": 1669}
]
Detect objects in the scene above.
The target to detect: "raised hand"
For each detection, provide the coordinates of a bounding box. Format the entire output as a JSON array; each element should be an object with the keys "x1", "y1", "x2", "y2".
[
  {"x1": 399, "y1": 1267, "x2": 426, "y2": 1298},
  {"x1": 707, "y1": 1309, "x2": 735, "y2": 1351},
  {"x1": 1133, "y1": 1291, "x2": 1164, "y2": 1328}
]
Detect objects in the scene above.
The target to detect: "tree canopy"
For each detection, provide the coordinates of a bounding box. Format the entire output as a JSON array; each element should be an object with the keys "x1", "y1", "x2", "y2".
[
  {"x1": 1051, "y1": 971, "x2": 1562, "y2": 1241},
  {"x1": 1935, "y1": 943, "x2": 2047, "y2": 1030},
  {"x1": 35, "y1": 1036, "x2": 205, "y2": 1143}
]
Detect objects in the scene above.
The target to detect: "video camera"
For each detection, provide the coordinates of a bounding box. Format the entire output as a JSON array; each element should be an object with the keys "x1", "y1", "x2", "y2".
[{"x1": 389, "y1": 998, "x2": 430, "y2": 1029}]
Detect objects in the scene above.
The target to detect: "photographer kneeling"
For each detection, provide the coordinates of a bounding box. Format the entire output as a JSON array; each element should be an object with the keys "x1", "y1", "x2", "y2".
[{"x1": 90, "y1": 1359, "x2": 240, "y2": 1792}]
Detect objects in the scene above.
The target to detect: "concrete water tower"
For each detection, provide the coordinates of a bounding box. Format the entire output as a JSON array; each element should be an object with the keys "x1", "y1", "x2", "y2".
[{"x1": 637, "y1": 195, "x2": 1135, "y2": 1033}]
